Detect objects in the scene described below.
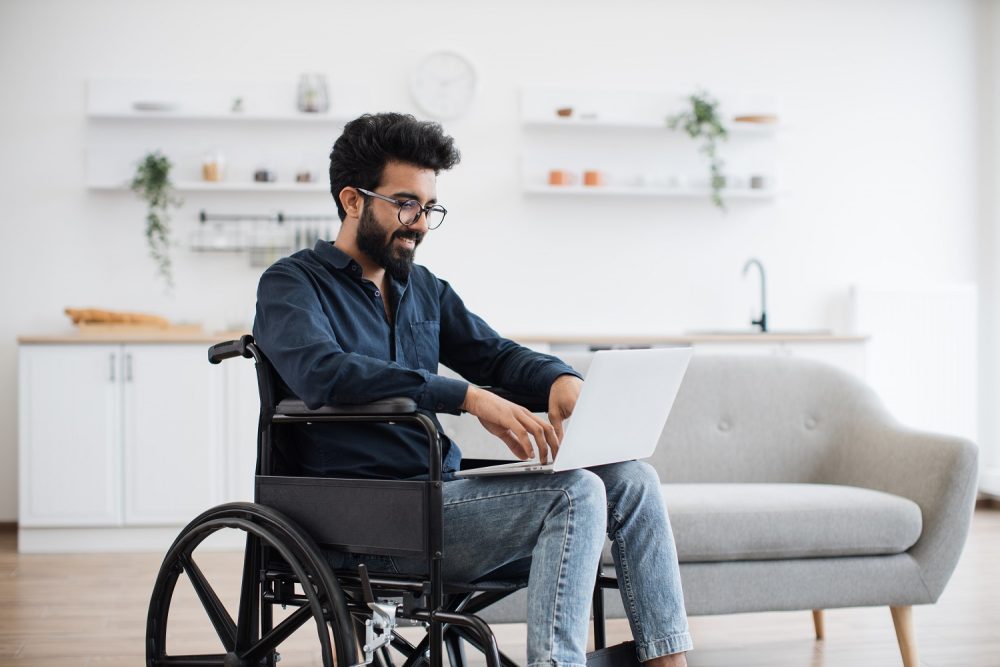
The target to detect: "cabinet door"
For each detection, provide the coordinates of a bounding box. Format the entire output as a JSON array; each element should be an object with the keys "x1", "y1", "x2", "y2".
[
  {"x1": 19, "y1": 344, "x2": 123, "y2": 526},
  {"x1": 122, "y1": 345, "x2": 223, "y2": 524},
  {"x1": 224, "y1": 356, "x2": 261, "y2": 503}
]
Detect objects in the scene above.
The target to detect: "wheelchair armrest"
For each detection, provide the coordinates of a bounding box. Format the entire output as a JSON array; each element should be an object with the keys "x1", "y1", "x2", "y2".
[
  {"x1": 481, "y1": 387, "x2": 548, "y2": 413},
  {"x1": 275, "y1": 397, "x2": 418, "y2": 416}
]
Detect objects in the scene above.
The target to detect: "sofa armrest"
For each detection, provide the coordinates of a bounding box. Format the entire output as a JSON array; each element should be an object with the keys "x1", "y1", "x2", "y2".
[{"x1": 824, "y1": 420, "x2": 979, "y2": 600}]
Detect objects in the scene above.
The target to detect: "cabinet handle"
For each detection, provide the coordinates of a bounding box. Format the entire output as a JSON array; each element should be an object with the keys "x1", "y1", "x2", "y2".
[
  {"x1": 125, "y1": 353, "x2": 133, "y2": 382},
  {"x1": 109, "y1": 353, "x2": 116, "y2": 382}
]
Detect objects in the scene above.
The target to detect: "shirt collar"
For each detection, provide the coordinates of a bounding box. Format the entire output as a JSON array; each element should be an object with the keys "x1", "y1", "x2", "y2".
[
  {"x1": 314, "y1": 240, "x2": 410, "y2": 292},
  {"x1": 314, "y1": 240, "x2": 365, "y2": 278}
]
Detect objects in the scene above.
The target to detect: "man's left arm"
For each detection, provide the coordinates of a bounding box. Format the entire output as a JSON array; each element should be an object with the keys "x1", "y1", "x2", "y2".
[{"x1": 436, "y1": 278, "x2": 583, "y2": 429}]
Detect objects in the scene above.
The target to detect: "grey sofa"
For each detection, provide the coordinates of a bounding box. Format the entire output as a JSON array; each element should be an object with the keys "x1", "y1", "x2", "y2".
[{"x1": 438, "y1": 353, "x2": 979, "y2": 667}]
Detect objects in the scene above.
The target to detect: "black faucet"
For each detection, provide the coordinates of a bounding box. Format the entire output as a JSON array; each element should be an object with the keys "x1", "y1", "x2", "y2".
[{"x1": 742, "y1": 258, "x2": 768, "y2": 333}]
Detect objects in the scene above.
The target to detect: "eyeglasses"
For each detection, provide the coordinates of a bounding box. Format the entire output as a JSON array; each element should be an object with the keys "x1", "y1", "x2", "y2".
[{"x1": 355, "y1": 187, "x2": 448, "y2": 230}]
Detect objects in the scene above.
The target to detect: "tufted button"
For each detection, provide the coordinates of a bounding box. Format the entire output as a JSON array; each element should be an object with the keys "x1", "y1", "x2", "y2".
[
  {"x1": 805, "y1": 416, "x2": 817, "y2": 430},
  {"x1": 718, "y1": 419, "x2": 731, "y2": 432}
]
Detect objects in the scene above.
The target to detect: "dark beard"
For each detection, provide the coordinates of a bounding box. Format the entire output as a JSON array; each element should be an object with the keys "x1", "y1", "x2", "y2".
[{"x1": 356, "y1": 204, "x2": 423, "y2": 281}]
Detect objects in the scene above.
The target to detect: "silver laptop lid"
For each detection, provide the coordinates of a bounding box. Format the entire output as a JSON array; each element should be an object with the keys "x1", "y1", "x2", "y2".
[{"x1": 553, "y1": 347, "x2": 692, "y2": 471}]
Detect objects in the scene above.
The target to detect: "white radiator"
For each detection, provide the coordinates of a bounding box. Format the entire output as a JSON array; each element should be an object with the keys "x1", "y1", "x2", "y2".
[{"x1": 849, "y1": 284, "x2": 978, "y2": 442}]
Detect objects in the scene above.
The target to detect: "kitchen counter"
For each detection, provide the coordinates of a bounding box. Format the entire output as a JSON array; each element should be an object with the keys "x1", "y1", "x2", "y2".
[
  {"x1": 19, "y1": 331, "x2": 869, "y2": 345},
  {"x1": 18, "y1": 330, "x2": 249, "y2": 344},
  {"x1": 510, "y1": 333, "x2": 868, "y2": 346}
]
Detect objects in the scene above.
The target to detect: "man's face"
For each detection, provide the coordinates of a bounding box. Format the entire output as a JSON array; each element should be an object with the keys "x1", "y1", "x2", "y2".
[{"x1": 355, "y1": 161, "x2": 437, "y2": 281}]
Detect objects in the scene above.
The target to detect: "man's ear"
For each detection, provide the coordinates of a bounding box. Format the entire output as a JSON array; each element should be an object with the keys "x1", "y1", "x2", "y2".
[{"x1": 339, "y1": 186, "x2": 363, "y2": 219}]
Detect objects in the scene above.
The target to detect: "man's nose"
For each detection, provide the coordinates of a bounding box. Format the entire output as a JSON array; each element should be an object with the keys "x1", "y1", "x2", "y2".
[{"x1": 409, "y1": 210, "x2": 431, "y2": 234}]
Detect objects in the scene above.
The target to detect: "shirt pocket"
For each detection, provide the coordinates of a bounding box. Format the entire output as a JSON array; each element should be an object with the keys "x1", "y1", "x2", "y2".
[{"x1": 409, "y1": 321, "x2": 441, "y2": 371}]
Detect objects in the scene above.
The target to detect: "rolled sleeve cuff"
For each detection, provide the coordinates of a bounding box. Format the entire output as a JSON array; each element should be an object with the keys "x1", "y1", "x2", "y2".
[
  {"x1": 419, "y1": 373, "x2": 469, "y2": 415},
  {"x1": 535, "y1": 362, "x2": 583, "y2": 395}
]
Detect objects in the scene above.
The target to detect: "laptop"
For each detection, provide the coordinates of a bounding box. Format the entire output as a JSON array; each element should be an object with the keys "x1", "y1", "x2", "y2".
[{"x1": 454, "y1": 347, "x2": 692, "y2": 478}]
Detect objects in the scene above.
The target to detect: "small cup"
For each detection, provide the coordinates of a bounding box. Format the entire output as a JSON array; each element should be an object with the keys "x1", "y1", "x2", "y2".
[
  {"x1": 583, "y1": 170, "x2": 604, "y2": 187},
  {"x1": 548, "y1": 169, "x2": 577, "y2": 186}
]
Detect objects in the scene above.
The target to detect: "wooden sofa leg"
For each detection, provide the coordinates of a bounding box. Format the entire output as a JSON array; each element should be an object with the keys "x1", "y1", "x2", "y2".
[
  {"x1": 890, "y1": 605, "x2": 920, "y2": 667},
  {"x1": 811, "y1": 609, "x2": 824, "y2": 640}
]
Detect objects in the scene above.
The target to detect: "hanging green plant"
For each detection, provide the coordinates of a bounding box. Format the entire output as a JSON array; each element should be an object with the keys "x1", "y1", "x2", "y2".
[
  {"x1": 130, "y1": 151, "x2": 182, "y2": 288},
  {"x1": 667, "y1": 91, "x2": 728, "y2": 209}
]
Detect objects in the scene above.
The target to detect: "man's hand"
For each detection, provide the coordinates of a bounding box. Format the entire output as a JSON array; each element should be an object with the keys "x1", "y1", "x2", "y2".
[
  {"x1": 463, "y1": 386, "x2": 560, "y2": 462},
  {"x1": 548, "y1": 374, "x2": 583, "y2": 443}
]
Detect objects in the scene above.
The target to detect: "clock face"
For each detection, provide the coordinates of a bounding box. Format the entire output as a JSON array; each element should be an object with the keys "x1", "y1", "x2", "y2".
[{"x1": 410, "y1": 51, "x2": 478, "y2": 120}]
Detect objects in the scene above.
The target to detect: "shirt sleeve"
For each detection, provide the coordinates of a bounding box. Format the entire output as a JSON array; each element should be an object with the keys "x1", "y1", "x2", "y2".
[
  {"x1": 435, "y1": 277, "x2": 582, "y2": 397},
  {"x1": 252, "y1": 262, "x2": 469, "y2": 413}
]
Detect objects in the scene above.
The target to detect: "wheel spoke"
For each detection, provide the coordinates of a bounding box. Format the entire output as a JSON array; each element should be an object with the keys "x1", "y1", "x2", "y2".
[
  {"x1": 180, "y1": 554, "x2": 237, "y2": 652},
  {"x1": 152, "y1": 654, "x2": 227, "y2": 666},
  {"x1": 235, "y1": 532, "x2": 261, "y2": 651},
  {"x1": 240, "y1": 604, "x2": 313, "y2": 663}
]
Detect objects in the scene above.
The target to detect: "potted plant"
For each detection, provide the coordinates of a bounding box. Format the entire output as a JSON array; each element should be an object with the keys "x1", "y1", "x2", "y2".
[
  {"x1": 668, "y1": 91, "x2": 728, "y2": 209},
  {"x1": 130, "y1": 151, "x2": 182, "y2": 288}
]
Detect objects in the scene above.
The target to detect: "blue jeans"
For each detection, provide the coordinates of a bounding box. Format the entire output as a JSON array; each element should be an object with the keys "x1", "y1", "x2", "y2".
[{"x1": 329, "y1": 461, "x2": 692, "y2": 667}]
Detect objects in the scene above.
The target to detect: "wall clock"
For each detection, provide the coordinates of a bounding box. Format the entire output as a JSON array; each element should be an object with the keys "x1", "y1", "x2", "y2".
[{"x1": 410, "y1": 50, "x2": 478, "y2": 120}]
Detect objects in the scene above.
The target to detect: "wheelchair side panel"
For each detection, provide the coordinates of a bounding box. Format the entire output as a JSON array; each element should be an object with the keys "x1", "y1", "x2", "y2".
[{"x1": 256, "y1": 475, "x2": 430, "y2": 559}]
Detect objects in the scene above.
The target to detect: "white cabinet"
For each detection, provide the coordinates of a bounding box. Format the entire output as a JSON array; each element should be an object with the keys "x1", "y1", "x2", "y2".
[
  {"x1": 224, "y1": 354, "x2": 263, "y2": 503},
  {"x1": 18, "y1": 342, "x2": 226, "y2": 548},
  {"x1": 18, "y1": 345, "x2": 123, "y2": 526},
  {"x1": 122, "y1": 345, "x2": 224, "y2": 524}
]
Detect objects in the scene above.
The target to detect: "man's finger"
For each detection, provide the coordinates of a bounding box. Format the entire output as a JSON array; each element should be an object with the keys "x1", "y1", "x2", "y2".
[{"x1": 550, "y1": 414, "x2": 565, "y2": 443}]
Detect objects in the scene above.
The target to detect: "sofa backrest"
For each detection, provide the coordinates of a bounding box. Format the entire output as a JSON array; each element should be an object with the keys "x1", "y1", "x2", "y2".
[
  {"x1": 556, "y1": 351, "x2": 887, "y2": 483},
  {"x1": 440, "y1": 352, "x2": 890, "y2": 483}
]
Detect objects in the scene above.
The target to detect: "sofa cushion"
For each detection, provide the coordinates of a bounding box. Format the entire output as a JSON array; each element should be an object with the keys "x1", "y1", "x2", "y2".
[{"x1": 608, "y1": 483, "x2": 921, "y2": 563}]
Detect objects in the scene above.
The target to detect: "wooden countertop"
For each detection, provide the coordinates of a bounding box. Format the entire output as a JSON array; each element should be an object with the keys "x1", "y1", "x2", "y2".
[
  {"x1": 18, "y1": 331, "x2": 868, "y2": 345},
  {"x1": 510, "y1": 333, "x2": 869, "y2": 345},
  {"x1": 18, "y1": 330, "x2": 249, "y2": 344}
]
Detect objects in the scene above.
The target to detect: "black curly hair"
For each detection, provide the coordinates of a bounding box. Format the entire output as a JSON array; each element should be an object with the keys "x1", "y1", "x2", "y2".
[{"x1": 328, "y1": 112, "x2": 461, "y2": 221}]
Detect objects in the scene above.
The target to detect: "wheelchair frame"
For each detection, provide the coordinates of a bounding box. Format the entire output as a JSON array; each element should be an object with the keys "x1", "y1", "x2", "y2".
[{"x1": 145, "y1": 335, "x2": 615, "y2": 667}]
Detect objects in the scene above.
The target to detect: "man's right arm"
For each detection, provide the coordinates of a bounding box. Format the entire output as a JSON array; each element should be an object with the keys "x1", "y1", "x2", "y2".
[{"x1": 252, "y1": 263, "x2": 469, "y2": 413}]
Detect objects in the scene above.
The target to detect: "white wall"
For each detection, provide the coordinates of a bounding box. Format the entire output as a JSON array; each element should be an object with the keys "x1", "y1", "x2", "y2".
[
  {"x1": 0, "y1": 0, "x2": 982, "y2": 520},
  {"x1": 978, "y1": 0, "x2": 1000, "y2": 491}
]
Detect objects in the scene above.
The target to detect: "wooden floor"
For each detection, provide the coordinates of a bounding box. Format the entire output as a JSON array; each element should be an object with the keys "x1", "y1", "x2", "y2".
[{"x1": 1, "y1": 508, "x2": 998, "y2": 667}]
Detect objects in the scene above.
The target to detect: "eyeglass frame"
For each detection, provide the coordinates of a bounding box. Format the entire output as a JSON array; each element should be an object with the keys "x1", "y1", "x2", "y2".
[{"x1": 354, "y1": 187, "x2": 448, "y2": 230}]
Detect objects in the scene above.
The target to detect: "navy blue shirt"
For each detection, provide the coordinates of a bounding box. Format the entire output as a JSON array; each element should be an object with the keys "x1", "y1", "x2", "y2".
[{"x1": 252, "y1": 241, "x2": 580, "y2": 480}]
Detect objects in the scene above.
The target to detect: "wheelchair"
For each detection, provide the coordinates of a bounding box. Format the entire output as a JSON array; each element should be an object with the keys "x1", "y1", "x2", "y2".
[{"x1": 145, "y1": 335, "x2": 618, "y2": 667}]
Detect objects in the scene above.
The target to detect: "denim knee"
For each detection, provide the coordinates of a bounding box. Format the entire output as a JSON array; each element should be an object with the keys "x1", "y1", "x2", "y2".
[
  {"x1": 555, "y1": 469, "x2": 608, "y2": 537},
  {"x1": 602, "y1": 460, "x2": 660, "y2": 495}
]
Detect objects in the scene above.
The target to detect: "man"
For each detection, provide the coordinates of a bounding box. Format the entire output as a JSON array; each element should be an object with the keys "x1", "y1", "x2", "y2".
[{"x1": 253, "y1": 112, "x2": 691, "y2": 667}]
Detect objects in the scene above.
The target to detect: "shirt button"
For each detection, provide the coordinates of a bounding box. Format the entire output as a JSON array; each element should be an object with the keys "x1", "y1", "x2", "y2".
[
  {"x1": 374, "y1": 290, "x2": 381, "y2": 297},
  {"x1": 718, "y1": 420, "x2": 731, "y2": 432},
  {"x1": 805, "y1": 416, "x2": 818, "y2": 430},
  {"x1": 436, "y1": 403, "x2": 445, "y2": 411}
]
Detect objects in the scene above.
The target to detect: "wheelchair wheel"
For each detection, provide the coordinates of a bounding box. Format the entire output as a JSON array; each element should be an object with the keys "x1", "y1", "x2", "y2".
[{"x1": 146, "y1": 502, "x2": 357, "y2": 667}]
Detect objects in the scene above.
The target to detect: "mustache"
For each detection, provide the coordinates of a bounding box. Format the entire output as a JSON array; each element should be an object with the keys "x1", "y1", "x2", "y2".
[{"x1": 393, "y1": 229, "x2": 424, "y2": 245}]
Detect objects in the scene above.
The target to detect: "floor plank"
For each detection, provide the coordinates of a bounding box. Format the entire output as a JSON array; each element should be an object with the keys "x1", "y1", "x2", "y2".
[{"x1": 0, "y1": 509, "x2": 997, "y2": 666}]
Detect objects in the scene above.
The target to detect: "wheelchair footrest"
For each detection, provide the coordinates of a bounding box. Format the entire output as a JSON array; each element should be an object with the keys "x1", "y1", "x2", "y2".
[{"x1": 586, "y1": 642, "x2": 641, "y2": 667}]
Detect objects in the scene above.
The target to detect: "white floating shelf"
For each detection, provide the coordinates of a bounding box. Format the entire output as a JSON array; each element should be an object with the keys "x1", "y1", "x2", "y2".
[
  {"x1": 523, "y1": 185, "x2": 776, "y2": 199},
  {"x1": 88, "y1": 111, "x2": 351, "y2": 124},
  {"x1": 523, "y1": 118, "x2": 780, "y2": 134},
  {"x1": 89, "y1": 181, "x2": 330, "y2": 193}
]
